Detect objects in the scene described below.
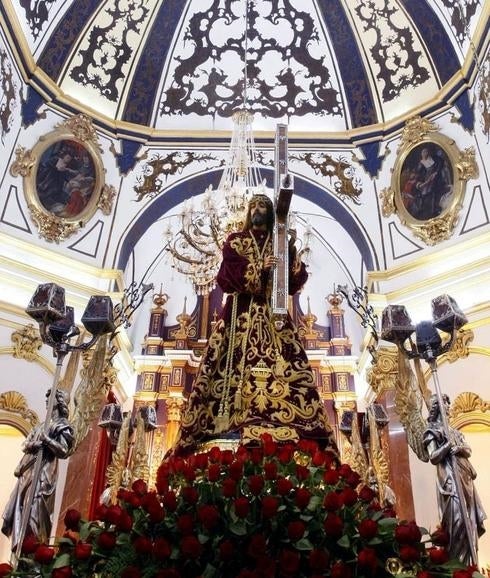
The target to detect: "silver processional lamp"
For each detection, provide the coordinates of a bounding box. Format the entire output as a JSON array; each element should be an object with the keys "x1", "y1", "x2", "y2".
[
  {"x1": 380, "y1": 294, "x2": 477, "y2": 566},
  {"x1": 12, "y1": 284, "x2": 115, "y2": 566}
]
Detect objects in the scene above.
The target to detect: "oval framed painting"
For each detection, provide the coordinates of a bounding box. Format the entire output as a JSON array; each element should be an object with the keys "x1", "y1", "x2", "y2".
[
  {"x1": 10, "y1": 114, "x2": 115, "y2": 242},
  {"x1": 381, "y1": 117, "x2": 478, "y2": 245}
]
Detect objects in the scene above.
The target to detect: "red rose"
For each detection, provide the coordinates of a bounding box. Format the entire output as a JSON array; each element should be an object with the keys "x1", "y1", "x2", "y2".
[
  {"x1": 156, "y1": 472, "x2": 169, "y2": 495},
  {"x1": 263, "y1": 461, "x2": 278, "y2": 480},
  {"x1": 219, "y1": 539, "x2": 234, "y2": 561},
  {"x1": 63, "y1": 508, "x2": 81, "y2": 531},
  {"x1": 312, "y1": 451, "x2": 325, "y2": 466},
  {"x1": 294, "y1": 487, "x2": 311, "y2": 509},
  {"x1": 116, "y1": 510, "x2": 133, "y2": 532},
  {"x1": 182, "y1": 465, "x2": 196, "y2": 483},
  {"x1": 52, "y1": 567, "x2": 73, "y2": 578},
  {"x1": 276, "y1": 477, "x2": 293, "y2": 496},
  {"x1": 309, "y1": 549, "x2": 329, "y2": 571},
  {"x1": 0, "y1": 564, "x2": 12, "y2": 578},
  {"x1": 74, "y1": 541, "x2": 92, "y2": 560},
  {"x1": 222, "y1": 478, "x2": 237, "y2": 497},
  {"x1": 250, "y1": 448, "x2": 263, "y2": 464},
  {"x1": 323, "y1": 491, "x2": 342, "y2": 511},
  {"x1": 21, "y1": 534, "x2": 39, "y2": 554},
  {"x1": 428, "y1": 547, "x2": 449, "y2": 565},
  {"x1": 247, "y1": 534, "x2": 267, "y2": 558},
  {"x1": 248, "y1": 474, "x2": 264, "y2": 495},
  {"x1": 262, "y1": 435, "x2": 277, "y2": 456},
  {"x1": 97, "y1": 531, "x2": 117, "y2": 550},
  {"x1": 261, "y1": 496, "x2": 279, "y2": 519},
  {"x1": 34, "y1": 545, "x2": 55, "y2": 564},
  {"x1": 417, "y1": 572, "x2": 433, "y2": 578},
  {"x1": 338, "y1": 463, "x2": 352, "y2": 478},
  {"x1": 340, "y1": 487, "x2": 358, "y2": 507},
  {"x1": 323, "y1": 513, "x2": 343, "y2": 538},
  {"x1": 255, "y1": 555, "x2": 276, "y2": 575},
  {"x1": 331, "y1": 561, "x2": 352, "y2": 578},
  {"x1": 221, "y1": 450, "x2": 234, "y2": 465},
  {"x1": 359, "y1": 519, "x2": 378, "y2": 540},
  {"x1": 278, "y1": 445, "x2": 294, "y2": 464},
  {"x1": 209, "y1": 446, "x2": 222, "y2": 463},
  {"x1": 234, "y1": 497, "x2": 250, "y2": 518},
  {"x1": 323, "y1": 469, "x2": 340, "y2": 485},
  {"x1": 133, "y1": 535, "x2": 153, "y2": 555},
  {"x1": 207, "y1": 463, "x2": 221, "y2": 482},
  {"x1": 94, "y1": 503, "x2": 108, "y2": 521},
  {"x1": 229, "y1": 460, "x2": 244, "y2": 480},
  {"x1": 176, "y1": 513, "x2": 194, "y2": 535},
  {"x1": 358, "y1": 547, "x2": 378, "y2": 574},
  {"x1": 162, "y1": 490, "x2": 177, "y2": 511},
  {"x1": 295, "y1": 464, "x2": 309, "y2": 481},
  {"x1": 358, "y1": 486, "x2": 376, "y2": 502},
  {"x1": 180, "y1": 535, "x2": 202, "y2": 559},
  {"x1": 395, "y1": 521, "x2": 422, "y2": 544},
  {"x1": 346, "y1": 471, "x2": 361, "y2": 487},
  {"x1": 431, "y1": 526, "x2": 450, "y2": 546},
  {"x1": 452, "y1": 571, "x2": 474, "y2": 578},
  {"x1": 121, "y1": 566, "x2": 142, "y2": 578},
  {"x1": 197, "y1": 504, "x2": 220, "y2": 530},
  {"x1": 132, "y1": 479, "x2": 147, "y2": 495},
  {"x1": 399, "y1": 545, "x2": 421, "y2": 562},
  {"x1": 154, "y1": 537, "x2": 172, "y2": 560},
  {"x1": 287, "y1": 520, "x2": 306, "y2": 542},
  {"x1": 279, "y1": 549, "x2": 300, "y2": 574},
  {"x1": 105, "y1": 504, "x2": 123, "y2": 525},
  {"x1": 182, "y1": 486, "x2": 199, "y2": 504}
]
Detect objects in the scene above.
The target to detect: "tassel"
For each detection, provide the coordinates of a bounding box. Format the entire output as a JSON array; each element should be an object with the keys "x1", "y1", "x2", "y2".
[
  {"x1": 214, "y1": 412, "x2": 229, "y2": 434},
  {"x1": 234, "y1": 381, "x2": 242, "y2": 410}
]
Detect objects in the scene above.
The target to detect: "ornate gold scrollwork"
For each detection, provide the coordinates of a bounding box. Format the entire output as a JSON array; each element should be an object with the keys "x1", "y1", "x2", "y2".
[
  {"x1": 11, "y1": 324, "x2": 42, "y2": 361},
  {"x1": 366, "y1": 346, "x2": 398, "y2": 396}
]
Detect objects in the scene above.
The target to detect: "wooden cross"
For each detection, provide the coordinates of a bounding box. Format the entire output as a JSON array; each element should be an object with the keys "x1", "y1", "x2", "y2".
[{"x1": 272, "y1": 124, "x2": 293, "y2": 323}]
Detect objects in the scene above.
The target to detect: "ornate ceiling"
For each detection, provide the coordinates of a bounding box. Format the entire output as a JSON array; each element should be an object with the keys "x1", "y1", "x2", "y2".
[{"x1": 2, "y1": 0, "x2": 484, "y2": 138}]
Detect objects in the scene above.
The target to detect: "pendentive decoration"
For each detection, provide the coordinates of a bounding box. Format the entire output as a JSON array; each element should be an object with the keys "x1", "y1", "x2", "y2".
[
  {"x1": 10, "y1": 114, "x2": 116, "y2": 243},
  {"x1": 380, "y1": 116, "x2": 478, "y2": 245}
]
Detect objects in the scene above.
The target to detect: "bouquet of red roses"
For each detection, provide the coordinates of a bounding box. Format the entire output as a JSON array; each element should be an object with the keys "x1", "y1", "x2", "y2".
[{"x1": 1, "y1": 434, "x2": 484, "y2": 578}]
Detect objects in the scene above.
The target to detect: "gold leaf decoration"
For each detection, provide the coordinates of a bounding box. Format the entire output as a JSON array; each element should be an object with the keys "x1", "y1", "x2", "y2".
[
  {"x1": 0, "y1": 390, "x2": 39, "y2": 428},
  {"x1": 62, "y1": 113, "x2": 99, "y2": 146},
  {"x1": 379, "y1": 187, "x2": 395, "y2": 217},
  {"x1": 98, "y1": 184, "x2": 116, "y2": 215},
  {"x1": 130, "y1": 413, "x2": 150, "y2": 484},
  {"x1": 456, "y1": 147, "x2": 478, "y2": 181},
  {"x1": 10, "y1": 146, "x2": 36, "y2": 177},
  {"x1": 11, "y1": 324, "x2": 42, "y2": 361},
  {"x1": 399, "y1": 116, "x2": 438, "y2": 149},
  {"x1": 28, "y1": 205, "x2": 80, "y2": 243},
  {"x1": 450, "y1": 392, "x2": 489, "y2": 421}
]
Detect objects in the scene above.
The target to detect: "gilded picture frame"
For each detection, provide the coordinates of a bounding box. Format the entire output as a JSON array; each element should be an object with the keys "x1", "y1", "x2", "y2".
[
  {"x1": 10, "y1": 114, "x2": 115, "y2": 243},
  {"x1": 380, "y1": 117, "x2": 478, "y2": 245}
]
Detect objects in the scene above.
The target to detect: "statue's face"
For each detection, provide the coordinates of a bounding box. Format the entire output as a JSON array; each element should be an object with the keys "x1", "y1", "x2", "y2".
[{"x1": 249, "y1": 198, "x2": 271, "y2": 227}]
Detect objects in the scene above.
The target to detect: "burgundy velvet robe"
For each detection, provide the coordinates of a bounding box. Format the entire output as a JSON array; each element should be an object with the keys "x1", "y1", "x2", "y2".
[{"x1": 173, "y1": 228, "x2": 336, "y2": 454}]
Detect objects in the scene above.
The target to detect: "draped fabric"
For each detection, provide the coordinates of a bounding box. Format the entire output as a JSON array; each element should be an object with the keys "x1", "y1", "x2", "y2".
[{"x1": 173, "y1": 229, "x2": 336, "y2": 455}]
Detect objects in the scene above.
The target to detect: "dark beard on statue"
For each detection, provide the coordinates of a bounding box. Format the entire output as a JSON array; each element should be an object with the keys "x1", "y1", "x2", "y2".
[{"x1": 251, "y1": 212, "x2": 266, "y2": 226}]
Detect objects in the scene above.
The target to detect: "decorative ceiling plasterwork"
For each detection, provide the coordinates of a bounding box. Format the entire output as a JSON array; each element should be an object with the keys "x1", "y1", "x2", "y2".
[
  {"x1": 0, "y1": 47, "x2": 18, "y2": 143},
  {"x1": 160, "y1": 0, "x2": 342, "y2": 121},
  {"x1": 3, "y1": 0, "x2": 478, "y2": 137}
]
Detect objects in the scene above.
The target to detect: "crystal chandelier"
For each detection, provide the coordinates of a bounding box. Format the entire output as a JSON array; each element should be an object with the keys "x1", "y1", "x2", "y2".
[{"x1": 163, "y1": 109, "x2": 268, "y2": 295}]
